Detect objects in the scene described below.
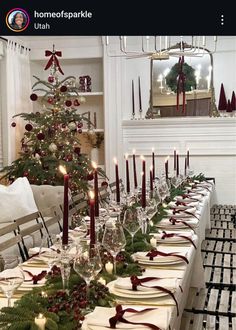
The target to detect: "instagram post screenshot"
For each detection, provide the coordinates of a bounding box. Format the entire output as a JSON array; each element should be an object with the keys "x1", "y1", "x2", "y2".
[{"x1": 0, "y1": 2, "x2": 235, "y2": 330}]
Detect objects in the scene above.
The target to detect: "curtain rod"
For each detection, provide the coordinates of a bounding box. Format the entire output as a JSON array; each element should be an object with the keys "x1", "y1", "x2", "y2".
[{"x1": 0, "y1": 36, "x2": 31, "y2": 51}]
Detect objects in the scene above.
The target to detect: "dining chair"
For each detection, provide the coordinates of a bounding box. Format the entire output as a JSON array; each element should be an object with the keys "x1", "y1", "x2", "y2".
[
  {"x1": 14, "y1": 211, "x2": 44, "y2": 260},
  {"x1": 40, "y1": 206, "x2": 63, "y2": 244},
  {"x1": 0, "y1": 222, "x2": 25, "y2": 261}
]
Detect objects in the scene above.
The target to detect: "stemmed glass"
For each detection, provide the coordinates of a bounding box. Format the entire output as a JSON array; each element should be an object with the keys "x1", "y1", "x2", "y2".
[
  {"x1": 39, "y1": 235, "x2": 59, "y2": 270},
  {"x1": 123, "y1": 208, "x2": 141, "y2": 248},
  {"x1": 73, "y1": 241, "x2": 102, "y2": 309},
  {"x1": 102, "y1": 218, "x2": 126, "y2": 274},
  {"x1": 0, "y1": 256, "x2": 25, "y2": 307}
]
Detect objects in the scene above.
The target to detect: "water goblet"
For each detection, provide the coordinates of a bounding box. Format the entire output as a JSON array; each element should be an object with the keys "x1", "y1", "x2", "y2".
[
  {"x1": 73, "y1": 241, "x2": 102, "y2": 310},
  {"x1": 0, "y1": 256, "x2": 25, "y2": 307},
  {"x1": 102, "y1": 218, "x2": 126, "y2": 274},
  {"x1": 123, "y1": 208, "x2": 141, "y2": 248}
]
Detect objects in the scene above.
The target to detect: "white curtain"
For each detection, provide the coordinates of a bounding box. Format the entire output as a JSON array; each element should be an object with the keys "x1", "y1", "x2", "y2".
[{"x1": 5, "y1": 40, "x2": 32, "y2": 165}]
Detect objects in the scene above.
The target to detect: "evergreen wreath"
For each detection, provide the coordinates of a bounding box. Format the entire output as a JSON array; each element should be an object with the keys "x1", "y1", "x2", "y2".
[{"x1": 165, "y1": 62, "x2": 196, "y2": 93}]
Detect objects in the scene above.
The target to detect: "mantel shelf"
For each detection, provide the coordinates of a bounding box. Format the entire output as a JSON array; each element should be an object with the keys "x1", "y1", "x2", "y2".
[{"x1": 122, "y1": 116, "x2": 236, "y2": 128}]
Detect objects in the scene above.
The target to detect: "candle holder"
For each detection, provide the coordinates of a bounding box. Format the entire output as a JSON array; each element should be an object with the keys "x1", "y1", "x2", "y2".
[{"x1": 59, "y1": 243, "x2": 74, "y2": 293}]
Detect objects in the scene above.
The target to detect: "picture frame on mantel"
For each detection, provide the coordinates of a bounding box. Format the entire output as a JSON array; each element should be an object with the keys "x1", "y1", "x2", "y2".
[{"x1": 149, "y1": 43, "x2": 219, "y2": 118}]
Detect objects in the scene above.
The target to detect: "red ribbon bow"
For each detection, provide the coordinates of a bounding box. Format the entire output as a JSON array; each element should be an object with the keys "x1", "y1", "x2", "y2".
[
  {"x1": 44, "y1": 50, "x2": 64, "y2": 75},
  {"x1": 146, "y1": 249, "x2": 188, "y2": 264},
  {"x1": 161, "y1": 231, "x2": 196, "y2": 249},
  {"x1": 130, "y1": 275, "x2": 179, "y2": 316},
  {"x1": 109, "y1": 304, "x2": 160, "y2": 330},
  {"x1": 182, "y1": 194, "x2": 199, "y2": 202},
  {"x1": 172, "y1": 208, "x2": 199, "y2": 220},
  {"x1": 176, "y1": 56, "x2": 186, "y2": 114},
  {"x1": 169, "y1": 217, "x2": 196, "y2": 232},
  {"x1": 175, "y1": 201, "x2": 187, "y2": 207},
  {"x1": 24, "y1": 270, "x2": 47, "y2": 284}
]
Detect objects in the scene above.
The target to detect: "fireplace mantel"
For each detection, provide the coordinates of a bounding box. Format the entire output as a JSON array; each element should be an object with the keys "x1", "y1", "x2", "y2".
[{"x1": 122, "y1": 116, "x2": 236, "y2": 156}]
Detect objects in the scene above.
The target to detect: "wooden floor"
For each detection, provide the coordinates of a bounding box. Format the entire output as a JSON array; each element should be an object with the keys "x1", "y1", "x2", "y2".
[{"x1": 180, "y1": 205, "x2": 236, "y2": 330}]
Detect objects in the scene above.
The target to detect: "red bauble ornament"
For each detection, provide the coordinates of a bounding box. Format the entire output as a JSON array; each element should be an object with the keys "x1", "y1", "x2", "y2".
[
  {"x1": 77, "y1": 122, "x2": 83, "y2": 128},
  {"x1": 48, "y1": 76, "x2": 54, "y2": 83},
  {"x1": 74, "y1": 99, "x2": 80, "y2": 106},
  {"x1": 30, "y1": 93, "x2": 38, "y2": 101},
  {"x1": 60, "y1": 85, "x2": 67, "y2": 92},
  {"x1": 74, "y1": 147, "x2": 81, "y2": 155},
  {"x1": 11, "y1": 122, "x2": 16, "y2": 127},
  {"x1": 101, "y1": 181, "x2": 108, "y2": 187},
  {"x1": 66, "y1": 154, "x2": 73, "y2": 161},
  {"x1": 23, "y1": 171, "x2": 29, "y2": 177},
  {"x1": 47, "y1": 98, "x2": 53, "y2": 104},
  {"x1": 25, "y1": 123, "x2": 33, "y2": 131},
  {"x1": 87, "y1": 173, "x2": 94, "y2": 181},
  {"x1": 36, "y1": 112, "x2": 41, "y2": 116},
  {"x1": 77, "y1": 128, "x2": 83, "y2": 134},
  {"x1": 65, "y1": 100, "x2": 72, "y2": 107},
  {"x1": 37, "y1": 132, "x2": 45, "y2": 140},
  {"x1": 61, "y1": 123, "x2": 67, "y2": 128}
]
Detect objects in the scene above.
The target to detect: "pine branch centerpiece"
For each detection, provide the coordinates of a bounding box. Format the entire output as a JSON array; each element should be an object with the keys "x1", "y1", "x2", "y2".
[{"x1": 1, "y1": 46, "x2": 94, "y2": 193}]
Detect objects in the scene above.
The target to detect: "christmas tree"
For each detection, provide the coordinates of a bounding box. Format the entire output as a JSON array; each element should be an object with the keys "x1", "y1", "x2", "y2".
[{"x1": 1, "y1": 46, "x2": 97, "y2": 193}]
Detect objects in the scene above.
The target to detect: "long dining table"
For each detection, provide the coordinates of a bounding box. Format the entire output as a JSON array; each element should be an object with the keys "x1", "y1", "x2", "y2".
[{"x1": 0, "y1": 180, "x2": 215, "y2": 330}]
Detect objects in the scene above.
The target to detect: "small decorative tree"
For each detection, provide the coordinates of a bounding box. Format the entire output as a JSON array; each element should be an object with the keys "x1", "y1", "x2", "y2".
[{"x1": 1, "y1": 46, "x2": 98, "y2": 193}]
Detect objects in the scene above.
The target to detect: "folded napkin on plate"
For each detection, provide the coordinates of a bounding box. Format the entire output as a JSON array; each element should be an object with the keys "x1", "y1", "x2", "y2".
[
  {"x1": 175, "y1": 194, "x2": 203, "y2": 202},
  {"x1": 114, "y1": 276, "x2": 177, "y2": 292},
  {"x1": 152, "y1": 231, "x2": 196, "y2": 248},
  {"x1": 134, "y1": 247, "x2": 188, "y2": 264},
  {"x1": 157, "y1": 217, "x2": 198, "y2": 230},
  {"x1": 165, "y1": 207, "x2": 197, "y2": 218},
  {"x1": 28, "y1": 247, "x2": 51, "y2": 256},
  {"x1": 85, "y1": 305, "x2": 169, "y2": 330}
]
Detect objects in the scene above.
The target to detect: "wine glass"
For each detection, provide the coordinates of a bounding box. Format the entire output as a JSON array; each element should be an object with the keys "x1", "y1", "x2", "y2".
[
  {"x1": 0, "y1": 256, "x2": 25, "y2": 307},
  {"x1": 39, "y1": 236, "x2": 59, "y2": 270},
  {"x1": 73, "y1": 241, "x2": 102, "y2": 309},
  {"x1": 123, "y1": 208, "x2": 141, "y2": 248},
  {"x1": 102, "y1": 218, "x2": 126, "y2": 274}
]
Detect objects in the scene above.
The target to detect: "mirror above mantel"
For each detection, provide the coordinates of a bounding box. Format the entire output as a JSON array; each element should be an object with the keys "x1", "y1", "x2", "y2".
[{"x1": 148, "y1": 42, "x2": 219, "y2": 118}]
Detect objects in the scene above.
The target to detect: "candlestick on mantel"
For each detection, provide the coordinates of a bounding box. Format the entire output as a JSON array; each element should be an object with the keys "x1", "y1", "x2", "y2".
[
  {"x1": 94, "y1": 112, "x2": 97, "y2": 129},
  {"x1": 88, "y1": 111, "x2": 91, "y2": 129},
  {"x1": 92, "y1": 161, "x2": 99, "y2": 217},
  {"x1": 174, "y1": 148, "x2": 177, "y2": 171},
  {"x1": 141, "y1": 156, "x2": 146, "y2": 209},
  {"x1": 165, "y1": 156, "x2": 169, "y2": 180},
  {"x1": 132, "y1": 149, "x2": 138, "y2": 189},
  {"x1": 131, "y1": 80, "x2": 135, "y2": 119},
  {"x1": 59, "y1": 165, "x2": 69, "y2": 245},
  {"x1": 150, "y1": 165, "x2": 153, "y2": 191},
  {"x1": 138, "y1": 76, "x2": 142, "y2": 115},
  {"x1": 125, "y1": 153, "x2": 130, "y2": 194},
  {"x1": 152, "y1": 147, "x2": 155, "y2": 179},
  {"x1": 89, "y1": 191, "x2": 96, "y2": 245},
  {"x1": 187, "y1": 148, "x2": 190, "y2": 168},
  {"x1": 114, "y1": 158, "x2": 120, "y2": 203},
  {"x1": 34, "y1": 313, "x2": 46, "y2": 330},
  {"x1": 184, "y1": 157, "x2": 187, "y2": 177},
  {"x1": 176, "y1": 153, "x2": 179, "y2": 177}
]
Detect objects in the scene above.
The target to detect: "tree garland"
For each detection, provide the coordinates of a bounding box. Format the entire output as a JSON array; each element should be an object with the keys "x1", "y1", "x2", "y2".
[{"x1": 165, "y1": 62, "x2": 196, "y2": 93}]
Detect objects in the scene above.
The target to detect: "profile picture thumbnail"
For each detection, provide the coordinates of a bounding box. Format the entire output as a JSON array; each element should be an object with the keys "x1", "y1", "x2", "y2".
[{"x1": 6, "y1": 8, "x2": 30, "y2": 32}]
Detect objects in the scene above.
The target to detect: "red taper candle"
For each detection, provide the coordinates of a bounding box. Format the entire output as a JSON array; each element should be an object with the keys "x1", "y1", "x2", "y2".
[
  {"x1": 114, "y1": 158, "x2": 120, "y2": 203},
  {"x1": 176, "y1": 153, "x2": 179, "y2": 177},
  {"x1": 89, "y1": 191, "x2": 96, "y2": 245},
  {"x1": 92, "y1": 161, "x2": 99, "y2": 217},
  {"x1": 174, "y1": 148, "x2": 176, "y2": 171},
  {"x1": 125, "y1": 154, "x2": 130, "y2": 194},
  {"x1": 152, "y1": 148, "x2": 155, "y2": 179},
  {"x1": 141, "y1": 156, "x2": 146, "y2": 208},
  {"x1": 187, "y1": 149, "x2": 190, "y2": 168},
  {"x1": 132, "y1": 149, "x2": 138, "y2": 189},
  {"x1": 150, "y1": 165, "x2": 153, "y2": 191},
  {"x1": 59, "y1": 165, "x2": 69, "y2": 245}
]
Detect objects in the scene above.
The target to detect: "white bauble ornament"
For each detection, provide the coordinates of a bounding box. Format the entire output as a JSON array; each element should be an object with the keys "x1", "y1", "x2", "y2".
[
  {"x1": 78, "y1": 96, "x2": 86, "y2": 104},
  {"x1": 49, "y1": 143, "x2": 57, "y2": 152},
  {"x1": 68, "y1": 122, "x2": 77, "y2": 131}
]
